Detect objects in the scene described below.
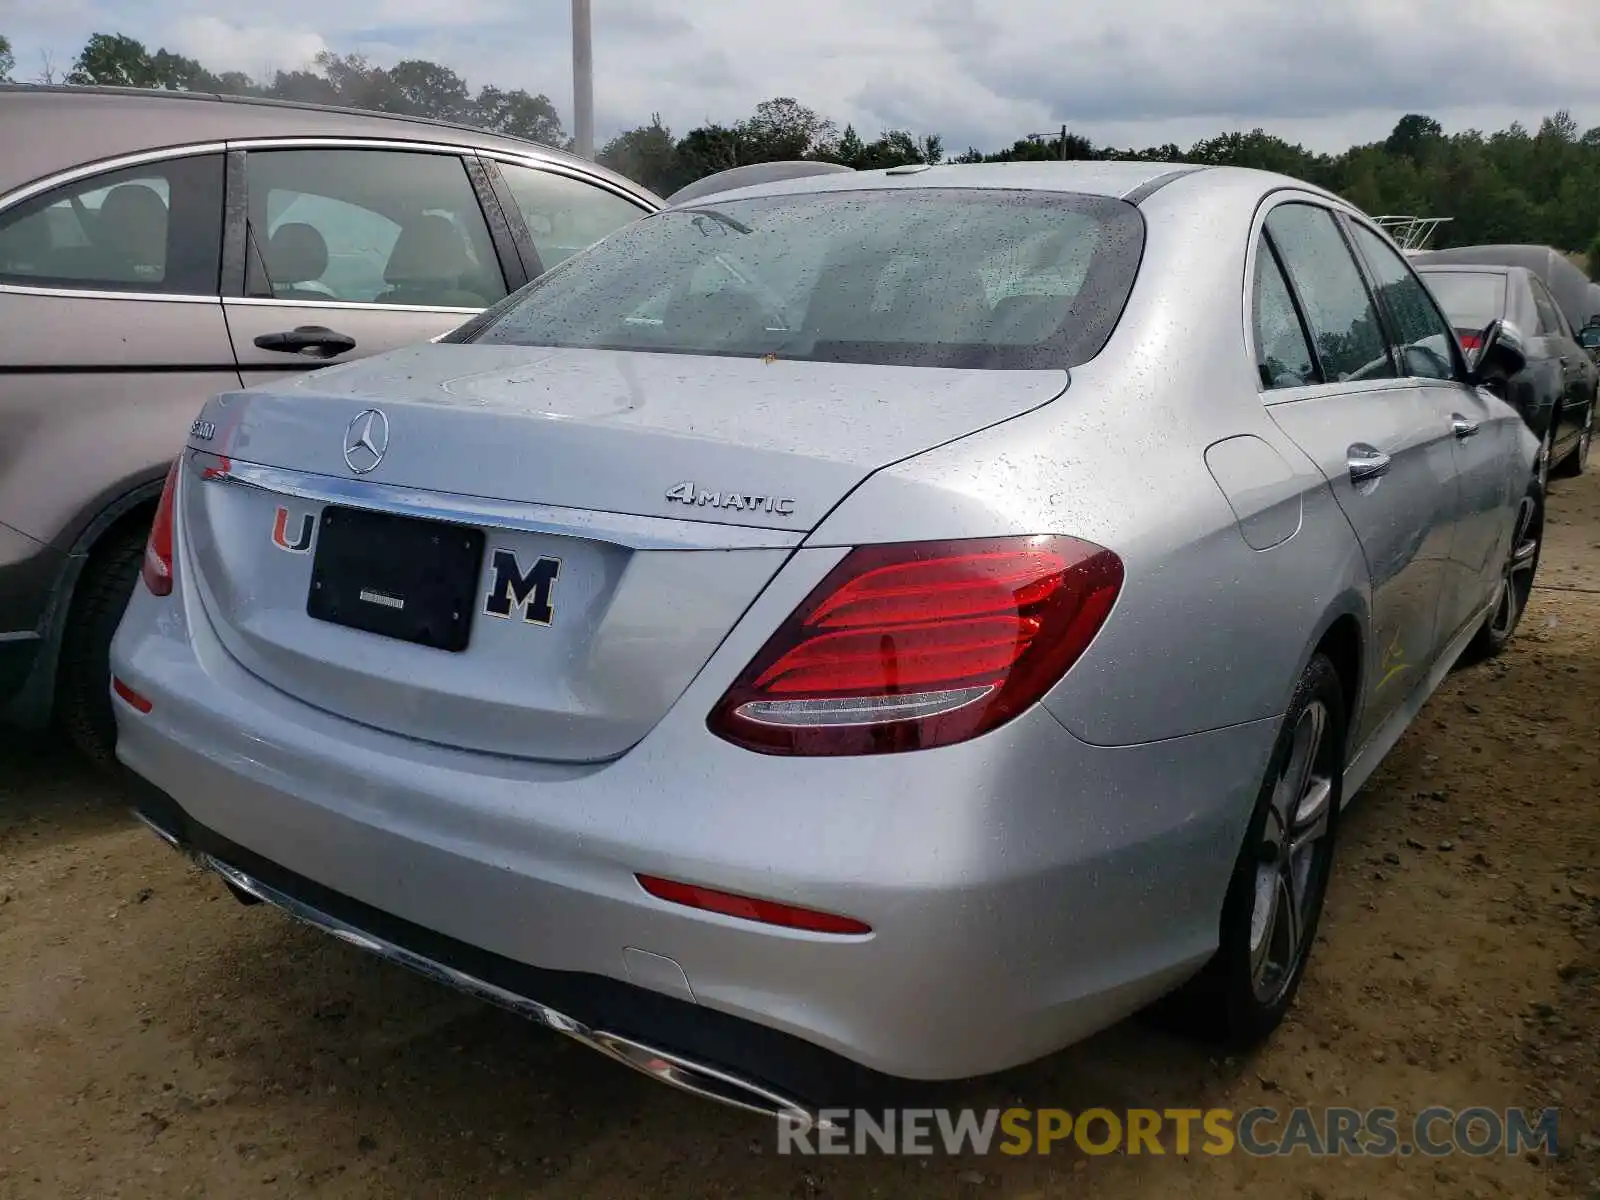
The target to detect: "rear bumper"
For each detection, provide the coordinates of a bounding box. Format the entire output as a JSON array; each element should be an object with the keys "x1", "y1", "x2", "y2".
[
  {"x1": 127, "y1": 777, "x2": 850, "y2": 1119},
  {"x1": 109, "y1": 528, "x2": 1282, "y2": 1097}
]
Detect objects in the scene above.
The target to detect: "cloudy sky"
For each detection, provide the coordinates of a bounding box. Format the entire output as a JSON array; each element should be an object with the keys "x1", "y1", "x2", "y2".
[{"x1": 4, "y1": 0, "x2": 1599, "y2": 154}]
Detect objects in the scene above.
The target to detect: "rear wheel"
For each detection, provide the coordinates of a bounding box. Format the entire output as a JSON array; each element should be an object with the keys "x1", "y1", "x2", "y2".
[
  {"x1": 1460, "y1": 478, "x2": 1543, "y2": 665},
  {"x1": 1552, "y1": 400, "x2": 1591, "y2": 479},
  {"x1": 56, "y1": 524, "x2": 146, "y2": 769},
  {"x1": 1155, "y1": 654, "x2": 1345, "y2": 1047}
]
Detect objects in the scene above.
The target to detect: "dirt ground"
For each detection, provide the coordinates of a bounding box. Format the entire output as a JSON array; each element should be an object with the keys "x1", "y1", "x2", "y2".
[{"x1": 2, "y1": 474, "x2": 1598, "y2": 1200}]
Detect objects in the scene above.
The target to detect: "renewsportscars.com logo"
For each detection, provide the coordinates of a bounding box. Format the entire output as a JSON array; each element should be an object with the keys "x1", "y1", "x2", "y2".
[{"x1": 776, "y1": 1106, "x2": 1562, "y2": 1158}]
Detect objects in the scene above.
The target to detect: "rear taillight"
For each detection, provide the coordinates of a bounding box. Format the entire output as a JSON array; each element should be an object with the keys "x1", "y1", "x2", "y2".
[
  {"x1": 707, "y1": 535, "x2": 1123, "y2": 756},
  {"x1": 141, "y1": 460, "x2": 180, "y2": 597},
  {"x1": 1459, "y1": 332, "x2": 1481, "y2": 350}
]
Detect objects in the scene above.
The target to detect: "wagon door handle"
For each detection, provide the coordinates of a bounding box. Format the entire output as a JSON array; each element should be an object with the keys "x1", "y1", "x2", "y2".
[
  {"x1": 1347, "y1": 444, "x2": 1392, "y2": 482},
  {"x1": 253, "y1": 325, "x2": 357, "y2": 358},
  {"x1": 1451, "y1": 414, "x2": 1480, "y2": 438}
]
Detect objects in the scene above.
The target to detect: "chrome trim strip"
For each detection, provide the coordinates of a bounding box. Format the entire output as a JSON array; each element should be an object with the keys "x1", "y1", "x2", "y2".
[
  {"x1": 479, "y1": 152, "x2": 660, "y2": 212},
  {"x1": 132, "y1": 810, "x2": 182, "y2": 850},
  {"x1": 0, "y1": 282, "x2": 220, "y2": 304},
  {"x1": 203, "y1": 457, "x2": 805, "y2": 550},
  {"x1": 0, "y1": 135, "x2": 658, "y2": 223},
  {"x1": 194, "y1": 850, "x2": 823, "y2": 1129},
  {"x1": 223, "y1": 296, "x2": 482, "y2": 315},
  {"x1": 224, "y1": 137, "x2": 659, "y2": 210},
  {"x1": 228, "y1": 134, "x2": 538, "y2": 158},
  {"x1": 0, "y1": 141, "x2": 229, "y2": 214}
]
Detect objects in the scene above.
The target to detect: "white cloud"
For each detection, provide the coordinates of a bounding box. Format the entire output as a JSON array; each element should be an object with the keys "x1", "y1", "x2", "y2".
[
  {"x1": 163, "y1": 16, "x2": 327, "y2": 78},
  {"x1": 4, "y1": 0, "x2": 1598, "y2": 153}
]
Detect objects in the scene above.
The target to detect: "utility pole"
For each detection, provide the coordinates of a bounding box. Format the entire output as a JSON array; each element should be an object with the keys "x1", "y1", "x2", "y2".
[{"x1": 572, "y1": 0, "x2": 594, "y2": 158}]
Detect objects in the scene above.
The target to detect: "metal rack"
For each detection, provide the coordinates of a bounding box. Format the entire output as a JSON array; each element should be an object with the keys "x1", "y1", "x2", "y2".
[{"x1": 1372, "y1": 215, "x2": 1452, "y2": 253}]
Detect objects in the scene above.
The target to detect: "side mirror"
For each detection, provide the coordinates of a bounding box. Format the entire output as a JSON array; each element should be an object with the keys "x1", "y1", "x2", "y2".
[
  {"x1": 1468, "y1": 318, "x2": 1527, "y2": 394},
  {"x1": 1578, "y1": 324, "x2": 1600, "y2": 351}
]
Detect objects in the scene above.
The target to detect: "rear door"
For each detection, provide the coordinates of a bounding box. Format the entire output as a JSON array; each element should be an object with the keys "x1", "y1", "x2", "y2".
[
  {"x1": 1345, "y1": 219, "x2": 1512, "y2": 645},
  {"x1": 0, "y1": 150, "x2": 238, "y2": 547},
  {"x1": 1252, "y1": 200, "x2": 1460, "y2": 748},
  {"x1": 222, "y1": 143, "x2": 520, "y2": 386}
]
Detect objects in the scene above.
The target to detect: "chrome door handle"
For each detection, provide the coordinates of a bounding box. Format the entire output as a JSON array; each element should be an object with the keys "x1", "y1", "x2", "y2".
[
  {"x1": 1347, "y1": 443, "x2": 1392, "y2": 482},
  {"x1": 1451, "y1": 414, "x2": 1480, "y2": 438}
]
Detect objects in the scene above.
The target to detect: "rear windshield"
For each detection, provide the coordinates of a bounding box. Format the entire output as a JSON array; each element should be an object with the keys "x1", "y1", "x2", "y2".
[
  {"x1": 1418, "y1": 270, "x2": 1507, "y2": 332},
  {"x1": 460, "y1": 188, "x2": 1145, "y2": 369}
]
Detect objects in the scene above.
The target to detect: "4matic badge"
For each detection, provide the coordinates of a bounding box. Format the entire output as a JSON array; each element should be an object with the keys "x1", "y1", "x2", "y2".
[{"x1": 665, "y1": 481, "x2": 796, "y2": 516}]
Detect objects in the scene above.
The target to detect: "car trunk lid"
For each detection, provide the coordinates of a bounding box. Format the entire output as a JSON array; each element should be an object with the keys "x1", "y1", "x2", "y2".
[{"x1": 180, "y1": 344, "x2": 1068, "y2": 761}]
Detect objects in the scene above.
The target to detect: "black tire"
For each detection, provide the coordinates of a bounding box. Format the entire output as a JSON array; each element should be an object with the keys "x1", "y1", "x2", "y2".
[
  {"x1": 56, "y1": 524, "x2": 147, "y2": 769},
  {"x1": 1459, "y1": 475, "x2": 1544, "y2": 665},
  {"x1": 1152, "y1": 654, "x2": 1345, "y2": 1049},
  {"x1": 1551, "y1": 400, "x2": 1592, "y2": 479}
]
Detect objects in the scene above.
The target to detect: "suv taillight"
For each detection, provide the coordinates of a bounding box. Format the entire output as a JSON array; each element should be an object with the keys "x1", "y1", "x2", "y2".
[
  {"x1": 707, "y1": 535, "x2": 1123, "y2": 756},
  {"x1": 141, "y1": 460, "x2": 179, "y2": 597}
]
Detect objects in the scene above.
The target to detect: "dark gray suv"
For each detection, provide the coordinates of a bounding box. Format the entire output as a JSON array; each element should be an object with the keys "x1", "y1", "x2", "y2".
[{"x1": 0, "y1": 85, "x2": 661, "y2": 764}]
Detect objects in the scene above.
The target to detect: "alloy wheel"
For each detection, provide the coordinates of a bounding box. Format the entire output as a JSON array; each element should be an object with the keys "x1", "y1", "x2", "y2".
[
  {"x1": 1487, "y1": 494, "x2": 1541, "y2": 641},
  {"x1": 1249, "y1": 699, "x2": 1335, "y2": 1005}
]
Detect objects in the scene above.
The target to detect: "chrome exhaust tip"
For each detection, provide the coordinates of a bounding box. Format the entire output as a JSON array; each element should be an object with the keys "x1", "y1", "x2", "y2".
[
  {"x1": 585, "y1": 1030, "x2": 828, "y2": 1130},
  {"x1": 188, "y1": 850, "x2": 828, "y2": 1131}
]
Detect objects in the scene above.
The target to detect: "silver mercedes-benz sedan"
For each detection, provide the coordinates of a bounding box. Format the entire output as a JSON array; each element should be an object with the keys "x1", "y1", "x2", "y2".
[{"x1": 109, "y1": 160, "x2": 1542, "y2": 1124}]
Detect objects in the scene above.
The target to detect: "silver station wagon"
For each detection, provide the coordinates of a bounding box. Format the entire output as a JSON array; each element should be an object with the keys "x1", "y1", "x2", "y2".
[{"x1": 0, "y1": 84, "x2": 660, "y2": 763}]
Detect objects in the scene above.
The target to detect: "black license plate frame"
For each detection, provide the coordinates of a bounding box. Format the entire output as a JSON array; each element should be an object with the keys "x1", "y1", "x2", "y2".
[{"x1": 305, "y1": 505, "x2": 485, "y2": 653}]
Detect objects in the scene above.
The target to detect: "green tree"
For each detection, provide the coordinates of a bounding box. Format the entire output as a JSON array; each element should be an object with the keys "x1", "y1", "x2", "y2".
[
  {"x1": 471, "y1": 86, "x2": 564, "y2": 144},
  {"x1": 599, "y1": 114, "x2": 680, "y2": 191},
  {"x1": 67, "y1": 33, "x2": 166, "y2": 87},
  {"x1": 388, "y1": 58, "x2": 471, "y2": 121},
  {"x1": 740, "y1": 96, "x2": 835, "y2": 160},
  {"x1": 1384, "y1": 113, "x2": 1443, "y2": 161},
  {"x1": 0, "y1": 34, "x2": 14, "y2": 83}
]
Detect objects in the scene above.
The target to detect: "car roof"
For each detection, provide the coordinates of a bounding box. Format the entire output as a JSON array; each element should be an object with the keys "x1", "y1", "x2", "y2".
[
  {"x1": 1411, "y1": 243, "x2": 1591, "y2": 327},
  {"x1": 670, "y1": 159, "x2": 1201, "y2": 203},
  {"x1": 0, "y1": 85, "x2": 660, "y2": 205},
  {"x1": 663, "y1": 159, "x2": 1364, "y2": 215}
]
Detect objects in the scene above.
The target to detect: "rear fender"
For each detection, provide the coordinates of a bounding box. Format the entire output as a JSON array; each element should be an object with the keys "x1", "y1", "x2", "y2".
[{"x1": 2, "y1": 475, "x2": 164, "y2": 728}]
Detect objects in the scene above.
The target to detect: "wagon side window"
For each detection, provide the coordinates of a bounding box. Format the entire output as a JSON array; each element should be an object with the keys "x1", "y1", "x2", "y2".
[{"x1": 0, "y1": 155, "x2": 224, "y2": 296}]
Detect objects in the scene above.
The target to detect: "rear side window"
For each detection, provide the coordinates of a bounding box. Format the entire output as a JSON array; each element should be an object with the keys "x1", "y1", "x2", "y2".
[
  {"x1": 1252, "y1": 236, "x2": 1319, "y2": 389},
  {"x1": 1264, "y1": 204, "x2": 1395, "y2": 383},
  {"x1": 494, "y1": 162, "x2": 647, "y2": 270},
  {"x1": 1529, "y1": 277, "x2": 1569, "y2": 338},
  {"x1": 1347, "y1": 223, "x2": 1461, "y2": 382},
  {"x1": 467, "y1": 188, "x2": 1146, "y2": 369},
  {"x1": 1417, "y1": 270, "x2": 1506, "y2": 335},
  {"x1": 0, "y1": 154, "x2": 224, "y2": 295},
  {"x1": 243, "y1": 149, "x2": 507, "y2": 308}
]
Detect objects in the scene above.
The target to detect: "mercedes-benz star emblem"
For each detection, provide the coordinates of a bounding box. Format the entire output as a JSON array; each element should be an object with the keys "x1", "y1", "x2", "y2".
[{"x1": 342, "y1": 409, "x2": 389, "y2": 474}]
